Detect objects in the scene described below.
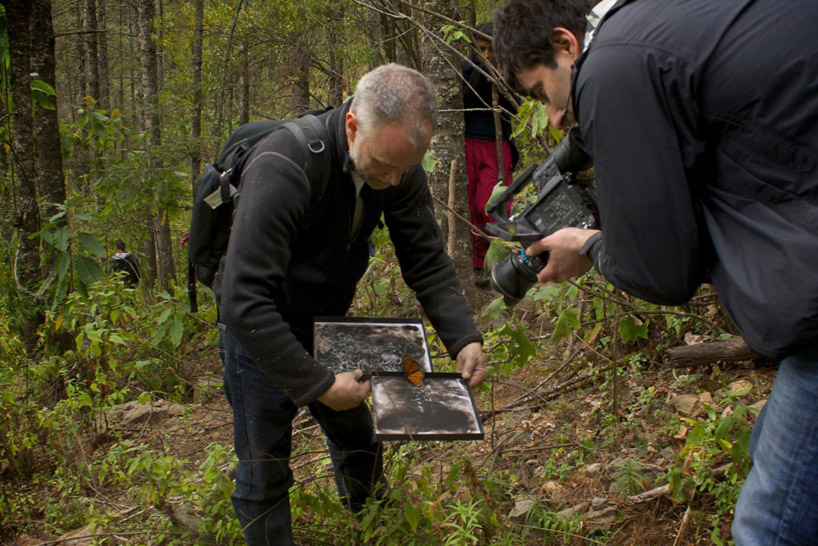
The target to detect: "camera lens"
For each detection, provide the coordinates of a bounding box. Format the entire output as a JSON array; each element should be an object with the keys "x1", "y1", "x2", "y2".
[{"x1": 489, "y1": 250, "x2": 545, "y2": 306}]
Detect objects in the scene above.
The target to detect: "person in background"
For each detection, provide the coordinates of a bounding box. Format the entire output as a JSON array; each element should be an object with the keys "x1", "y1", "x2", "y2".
[
  {"x1": 462, "y1": 21, "x2": 518, "y2": 287},
  {"x1": 109, "y1": 239, "x2": 140, "y2": 287}
]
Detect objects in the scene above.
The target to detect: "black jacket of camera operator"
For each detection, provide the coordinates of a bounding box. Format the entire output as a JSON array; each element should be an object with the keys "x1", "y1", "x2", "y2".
[{"x1": 573, "y1": 0, "x2": 818, "y2": 359}]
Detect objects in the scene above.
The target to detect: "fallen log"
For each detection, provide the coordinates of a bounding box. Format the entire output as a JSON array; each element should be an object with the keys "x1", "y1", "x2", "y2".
[{"x1": 666, "y1": 337, "x2": 759, "y2": 368}]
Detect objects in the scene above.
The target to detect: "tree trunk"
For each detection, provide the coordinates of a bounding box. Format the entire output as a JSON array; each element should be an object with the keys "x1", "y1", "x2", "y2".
[
  {"x1": 85, "y1": 0, "x2": 101, "y2": 103},
  {"x1": 227, "y1": 82, "x2": 234, "y2": 134},
  {"x1": 397, "y1": 19, "x2": 421, "y2": 70},
  {"x1": 462, "y1": 0, "x2": 476, "y2": 28},
  {"x1": 188, "y1": 0, "x2": 205, "y2": 307},
  {"x1": 118, "y1": 2, "x2": 125, "y2": 113},
  {"x1": 137, "y1": 0, "x2": 175, "y2": 291},
  {"x1": 66, "y1": 0, "x2": 92, "y2": 193},
  {"x1": 155, "y1": 210, "x2": 176, "y2": 292},
  {"x1": 5, "y1": 0, "x2": 44, "y2": 351},
  {"x1": 290, "y1": 36, "x2": 311, "y2": 114},
  {"x1": 239, "y1": 38, "x2": 250, "y2": 125},
  {"x1": 157, "y1": 0, "x2": 164, "y2": 91},
  {"x1": 30, "y1": 0, "x2": 68, "y2": 279},
  {"x1": 492, "y1": 85, "x2": 506, "y2": 184},
  {"x1": 420, "y1": 0, "x2": 473, "y2": 300},
  {"x1": 85, "y1": 0, "x2": 101, "y2": 200},
  {"x1": 142, "y1": 219, "x2": 158, "y2": 289},
  {"x1": 379, "y1": 11, "x2": 396, "y2": 64},
  {"x1": 76, "y1": 0, "x2": 87, "y2": 101},
  {"x1": 190, "y1": 0, "x2": 204, "y2": 183},
  {"x1": 215, "y1": 0, "x2": 244, "y2": 137},
  {"x1": 138, "y1": 0, "x2": 159, "y2": 288},
  {"x1": 376, "y1": 3, "x2": 421, "y2": 70},
  {"x1": 128, "y1": 15, "x2": 138, "y2": 135},
  {"x1": 96, "y1": 0, "x2": 110, "y2": 109},
  {"x1": 327, "y1": 5, "x2": 345, "y2": 107},
  {"x1": 361, "y1": 6, "x2": 383, "y2": 68}
]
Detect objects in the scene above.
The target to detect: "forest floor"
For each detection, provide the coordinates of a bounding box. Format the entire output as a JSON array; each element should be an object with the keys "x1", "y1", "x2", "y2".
[{"x1": 7, "y1": 292, "x2": 775, "y2": 546}]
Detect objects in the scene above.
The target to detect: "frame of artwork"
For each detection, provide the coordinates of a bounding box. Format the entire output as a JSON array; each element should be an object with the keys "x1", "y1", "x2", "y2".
[
  {"x1": 313, "y1": 318, "x2": 483, "y2": 442},
  {"x1": 313, "y1": 317, "x2": 434, "y2": 375},
  {"x1": 370, "y1": 372, "x2": 484, "y2": 441}
]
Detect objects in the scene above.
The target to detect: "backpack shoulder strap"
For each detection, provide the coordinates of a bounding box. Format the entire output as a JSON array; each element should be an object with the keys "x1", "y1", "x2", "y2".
[
  {"x1": 282, "y1": 114, "x2": 332, "y2": 214},
  {"x1": 217, "y1": 119, "x2": 284, "y2": 169}
]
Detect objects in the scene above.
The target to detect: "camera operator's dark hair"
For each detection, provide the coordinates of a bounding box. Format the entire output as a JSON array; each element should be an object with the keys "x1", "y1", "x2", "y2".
[{"x1": 494, "y1": 0, "x2": 595, "y2": 92}]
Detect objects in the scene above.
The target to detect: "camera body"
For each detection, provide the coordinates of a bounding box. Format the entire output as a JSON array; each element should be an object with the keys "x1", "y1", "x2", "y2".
[{"x1": 485, "y1": 129, "x2": 598, "y2": 304}]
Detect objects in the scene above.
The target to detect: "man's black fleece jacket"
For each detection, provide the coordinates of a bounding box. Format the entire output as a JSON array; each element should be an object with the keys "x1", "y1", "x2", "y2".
[{"x1": 215, "y1": 104, "x2": 483, "y2": 406}]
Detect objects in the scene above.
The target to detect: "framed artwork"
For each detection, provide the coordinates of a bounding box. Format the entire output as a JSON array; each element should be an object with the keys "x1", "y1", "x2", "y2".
[
  {"x1": 371, "y1": 372, "x2": 484, "y2": 441},
  {"x1": 314, "y1": 317, "x2": 433, "y2": 374},
  {"x1": 313, "y1": 318, "x2": 484, "y2": 442}
]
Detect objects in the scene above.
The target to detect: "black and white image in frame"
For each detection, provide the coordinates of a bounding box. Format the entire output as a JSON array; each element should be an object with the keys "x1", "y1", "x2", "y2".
[
  {"x1": 371, "y1": 374, "x2": 484, "y2": 441},
  {"x1": 313, "y1": 317, "x2": 433, "y2": 375}
]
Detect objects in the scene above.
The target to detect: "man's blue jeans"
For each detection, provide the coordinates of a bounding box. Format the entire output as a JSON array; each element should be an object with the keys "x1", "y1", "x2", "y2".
[
  {"x1": 732, "y1": 348, "x2": 818, "y2": 545},
  {"x1": 222, "y1": 327, "x2": 385, "y2": 546}
]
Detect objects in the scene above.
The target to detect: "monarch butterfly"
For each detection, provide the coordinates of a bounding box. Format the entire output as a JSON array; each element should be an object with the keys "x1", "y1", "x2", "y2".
[{"x1": 402, "y1": 354, "x2": 424, "y2": 387}]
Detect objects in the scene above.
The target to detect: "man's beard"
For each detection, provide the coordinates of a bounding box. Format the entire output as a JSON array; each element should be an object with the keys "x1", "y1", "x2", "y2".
[{"x1": 349, "y1": 142, "x2": 389, "y2": 190}]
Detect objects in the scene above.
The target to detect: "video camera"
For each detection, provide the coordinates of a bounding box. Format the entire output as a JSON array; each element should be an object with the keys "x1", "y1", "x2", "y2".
[{"x1": 485, "y1": 129, "x2": 599, "y2": 306}]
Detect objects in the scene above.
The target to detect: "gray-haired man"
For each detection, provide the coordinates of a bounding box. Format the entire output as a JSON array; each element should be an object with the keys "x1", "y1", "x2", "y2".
[{"x1": 216, "y1": 64, "x2": 486, "y2": 545}]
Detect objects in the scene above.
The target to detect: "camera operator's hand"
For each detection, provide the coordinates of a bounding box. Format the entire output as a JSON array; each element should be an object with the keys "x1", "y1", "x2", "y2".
[
  {"x1": 317, "y1": 370, "x2": 371, "y2": 411},
  {"x1": 456, "y1": 341, "x2": 487, "y2": 388},
  {"x1": 527, "y1": 227, "x2": 600, "y2": 283}
]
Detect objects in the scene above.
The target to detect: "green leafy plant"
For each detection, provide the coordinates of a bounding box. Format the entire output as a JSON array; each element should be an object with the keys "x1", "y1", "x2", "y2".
[
  {"x1": 514, "y1": 99, "x2": 560, "y2": 141},
  {"x1": 667, "y1": 398, "x2": 754, "y2": 545},
  {"x1": 440, "y1": 24, "x2": 470, "y2": 45},
  {"x1": 613, "y1": 457, "x2": 649, "y2": 496},
  {"x1": 442, "y1": 499, "x2": 483, "y2": 545},
  {"x1": 30, "y1": 78, "x2": 56, "y2": 112},
  {"x1": 523, "y1": 503, "x2": 586, "y2": 546}
]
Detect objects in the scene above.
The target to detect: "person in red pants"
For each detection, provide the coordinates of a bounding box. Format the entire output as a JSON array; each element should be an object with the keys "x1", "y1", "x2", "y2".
[{"x1": 463, "y1": 22, "x2": 518, "y2": 286}]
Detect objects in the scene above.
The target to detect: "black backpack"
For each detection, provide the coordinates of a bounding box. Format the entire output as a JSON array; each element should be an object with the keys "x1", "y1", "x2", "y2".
[
  {"x1": 187, "y1": 113, "x2": 332, "y2": 309},
  {"x1": 110, "y1": 252, "x2": 140, "y2": 287}
]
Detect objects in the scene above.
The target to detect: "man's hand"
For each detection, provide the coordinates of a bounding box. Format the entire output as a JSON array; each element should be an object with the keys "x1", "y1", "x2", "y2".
[
  {"x1": 526, "y1": 227, "x2": 599, "y2": 284},
  {"x1": 317, "y1": 370, "x2": 371, "y2": 411},
  {"x1": 456, "y1": 341, "x2": 487, "y2": 388}
]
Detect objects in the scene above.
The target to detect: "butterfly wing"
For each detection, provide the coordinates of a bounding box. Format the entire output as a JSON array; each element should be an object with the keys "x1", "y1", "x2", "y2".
[{"x1": 402, "y1": 354, "x2": 424, "y2": 386}]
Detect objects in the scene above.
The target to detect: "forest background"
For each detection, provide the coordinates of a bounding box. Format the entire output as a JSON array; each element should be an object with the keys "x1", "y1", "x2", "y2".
[{"x1": 0, "y1": 0, "x2": 769, "y2": 545}]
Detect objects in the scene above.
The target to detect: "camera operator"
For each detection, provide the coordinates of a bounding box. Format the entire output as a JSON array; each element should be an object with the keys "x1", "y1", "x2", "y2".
[
  {"x1": 217, "y1": 64, "x2": 485, "y2": 545},
  {"x1": 493, "y1": 0, "x2": 818, "y2": 544}
]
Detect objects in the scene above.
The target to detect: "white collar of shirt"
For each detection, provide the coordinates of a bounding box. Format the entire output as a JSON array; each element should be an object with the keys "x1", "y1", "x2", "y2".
[
  {"x1": 584, "y1": 0, "x2": 618, "y2": 52},
  {"x1": 351, "y1": 171, "x2": 366, "y2": 197}
]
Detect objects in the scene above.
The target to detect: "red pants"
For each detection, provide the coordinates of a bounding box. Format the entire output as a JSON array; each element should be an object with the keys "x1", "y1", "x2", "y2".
[{"x1": 465, "y1": 138, "x2": 513, "y2": 269}]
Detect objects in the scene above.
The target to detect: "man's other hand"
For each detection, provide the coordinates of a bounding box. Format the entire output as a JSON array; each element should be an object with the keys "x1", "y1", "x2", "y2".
[
  {"x1": 456, "y1": 342, "x2": 487, "y2": 388},
  {"x1": 527, "y1": 227, "x2": 598, "y2": 284},
  {"x1": 317, "y1": 370, "x2": 371, "y2": 411}
]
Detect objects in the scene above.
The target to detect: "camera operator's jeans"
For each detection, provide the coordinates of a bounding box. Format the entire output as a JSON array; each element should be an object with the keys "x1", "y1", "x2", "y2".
[
  {"x1": 222, "y1": 327, "x2": 385, "y2": 546},
  {"x1": 732, "y1": 348, "x2": 818, "y2": 545}
]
